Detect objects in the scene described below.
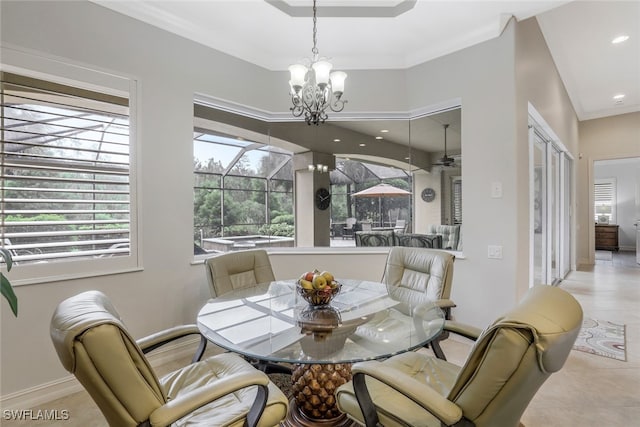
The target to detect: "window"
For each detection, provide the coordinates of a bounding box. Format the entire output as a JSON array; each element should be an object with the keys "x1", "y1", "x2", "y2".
[
  {"x1": 193, "y1": 126, "x2": 294, "y2": 255},
  {"x1": 451, "y1": 176, "x2": 462, "y2": 224},
  {"x1": 1, "y1": 71, "x2": 135, "y2": 280},
  {"x1": 594, "y1": 178, "x2": 616, "y2": 224}
]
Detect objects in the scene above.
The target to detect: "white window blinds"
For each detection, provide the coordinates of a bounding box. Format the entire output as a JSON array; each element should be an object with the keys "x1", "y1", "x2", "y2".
[
  {"x1": 451, "y1": 177, "x2": 462, "y2": 224},
  {"x1": 594, "y1": 178, "x2": 616, "y2": 223},
  {"x1": 1, "y1": 72, "x2": 131, "y2": 264}
]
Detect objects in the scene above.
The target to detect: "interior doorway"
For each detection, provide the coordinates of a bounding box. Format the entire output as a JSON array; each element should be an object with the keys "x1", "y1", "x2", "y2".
[{"x1": 593, "y1": 157, "x2": 640, "y2": 267}]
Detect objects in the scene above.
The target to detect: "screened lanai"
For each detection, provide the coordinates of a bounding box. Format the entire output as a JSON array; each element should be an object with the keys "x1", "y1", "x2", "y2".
[{"x1": 192, "y1": 127, "x2": 413, "y2": 252}]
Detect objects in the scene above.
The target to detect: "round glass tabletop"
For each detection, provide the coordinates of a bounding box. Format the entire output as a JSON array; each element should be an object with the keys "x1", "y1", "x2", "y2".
[{"x1": 197, "y1": 279, "x2": 445, "y2": 364}]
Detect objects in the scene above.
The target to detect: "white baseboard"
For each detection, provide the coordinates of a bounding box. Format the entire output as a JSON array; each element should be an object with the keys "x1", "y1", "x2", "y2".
[
  {"x1": 0, "y1": 337, "x2": 200, "y2": 411},
  {"x1": 577, "y1": 257, "x2": 592, "y2": 268}
]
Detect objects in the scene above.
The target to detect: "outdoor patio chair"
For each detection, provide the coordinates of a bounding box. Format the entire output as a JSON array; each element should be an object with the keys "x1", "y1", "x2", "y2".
[
  {"x1": 426, "y1": 224, "x2": 462, "y2": 250},
  {"x1": 343, "y1": 217, "x2": 357, "y2": 239},
  {"x1": 394, "y1": 219, "x2": 407, "y2": 233}
]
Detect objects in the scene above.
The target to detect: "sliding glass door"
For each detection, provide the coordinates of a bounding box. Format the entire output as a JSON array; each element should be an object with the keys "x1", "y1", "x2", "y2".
[
  {"x1": 532, "y1": 131, "x2": 546, "y2": 286},
  {"x1": 530, "y1": 121, "x2": 573, "y2": 286}
]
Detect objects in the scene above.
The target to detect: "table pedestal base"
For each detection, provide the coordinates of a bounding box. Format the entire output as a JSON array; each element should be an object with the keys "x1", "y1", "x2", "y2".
[
  {"x1": 282, "y1": 399, "x2": 354, "y2": 427},
  {"x1": 281, "y1": 363, "x2": 354, "y2": 427}
]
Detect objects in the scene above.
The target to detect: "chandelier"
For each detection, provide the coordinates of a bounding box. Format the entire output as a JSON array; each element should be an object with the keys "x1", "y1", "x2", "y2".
[{"x1": 288, "y1": 0, "x2": 347, "y2": 125}]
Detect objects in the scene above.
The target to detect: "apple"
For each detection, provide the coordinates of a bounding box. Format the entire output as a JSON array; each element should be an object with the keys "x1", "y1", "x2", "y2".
[
  {"x1": 300, "y1": 271, "x2": 314, "y2": 281},
  {"x1": 312, "y1": 274, "x2": 327, "y2": 290}
]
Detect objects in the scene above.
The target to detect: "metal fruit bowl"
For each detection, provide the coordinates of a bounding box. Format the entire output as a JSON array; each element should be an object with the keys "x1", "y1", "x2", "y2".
[{"x1": 296, "y1": 281, "x2": 341, "y2": 306}]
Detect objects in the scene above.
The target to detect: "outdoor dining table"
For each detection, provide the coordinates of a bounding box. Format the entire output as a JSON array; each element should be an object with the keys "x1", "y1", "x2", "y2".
[{"x1": 197, "y1": 278, "x2": 445, "y2": 426}]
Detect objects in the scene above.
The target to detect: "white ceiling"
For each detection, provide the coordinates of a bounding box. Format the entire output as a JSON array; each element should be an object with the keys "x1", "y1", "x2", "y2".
[{"x1": 94, "y1": 0, "x2": 639, "y2": 121}]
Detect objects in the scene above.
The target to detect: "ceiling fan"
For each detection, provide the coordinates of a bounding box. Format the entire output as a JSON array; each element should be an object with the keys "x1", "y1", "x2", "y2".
[{"x1": 433, "y1": 123, "x2": 459, "y2": 168}]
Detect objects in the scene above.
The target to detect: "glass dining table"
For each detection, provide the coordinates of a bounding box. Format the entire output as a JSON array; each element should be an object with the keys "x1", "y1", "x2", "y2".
[{"x1": 197, "y1": 278, "x2": 445, "y2": 427}]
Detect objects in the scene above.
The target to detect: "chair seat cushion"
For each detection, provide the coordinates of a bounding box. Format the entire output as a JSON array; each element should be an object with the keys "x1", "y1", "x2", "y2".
[
  {"x1": 336, "y1": 351, "x2": 460, "y2": 427},
  {"x1": 161, "y1": 353, "x2": 288, "y2": 427}
]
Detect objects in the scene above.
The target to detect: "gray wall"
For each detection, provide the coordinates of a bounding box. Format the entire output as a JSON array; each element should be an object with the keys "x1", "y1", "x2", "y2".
[
  {"x1": 1, "y1": 0, "x2": 580, "y2": 401},
  {"x1": 578, "y1": 112, "x2": 640, "y2": 262}
]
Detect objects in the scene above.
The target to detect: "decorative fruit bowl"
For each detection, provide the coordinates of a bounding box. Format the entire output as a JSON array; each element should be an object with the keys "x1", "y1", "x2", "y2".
[{"x1": 297, "y1": 269, "x2": 341, "y2": 306}]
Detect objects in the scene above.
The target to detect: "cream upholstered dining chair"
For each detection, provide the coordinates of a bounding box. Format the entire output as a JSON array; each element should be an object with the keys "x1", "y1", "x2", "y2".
[
  {"x1": 382, "y1": 246, "x2": 455, "y2": 359},
  {"x1": 204, "y1": 249, "x2": 291, "y2": 374},
  {"x1": 50, "y1": 290, "x2": 288, "y2": 427},
  {"x1": 336, "y1": 285, "x2": 583, "y2": 427},
  {"x1": 204, "y1": 249, "x2": 275, "y2": 298}
]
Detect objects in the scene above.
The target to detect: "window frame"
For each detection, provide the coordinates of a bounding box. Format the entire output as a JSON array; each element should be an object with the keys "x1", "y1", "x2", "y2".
[{"x1": 1, "y1": 64, "x2": 140, "y2": 286}]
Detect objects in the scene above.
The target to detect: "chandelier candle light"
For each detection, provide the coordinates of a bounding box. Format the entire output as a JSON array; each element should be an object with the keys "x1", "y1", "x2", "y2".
[
  {"x1": 308, "y1": 163, "x2": 329, "y2": 173},
  {"x1": 289, "y1": 0, "x2": 347, "y2": 125}
]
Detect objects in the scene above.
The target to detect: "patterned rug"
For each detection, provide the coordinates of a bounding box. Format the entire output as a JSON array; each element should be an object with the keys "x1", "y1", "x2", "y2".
[
  {"x1": 573, "y1": 318, "x2": 626, "y2": 361},
  {"x1": 268, "y1": 372, "x2": 294, "y2": 399}
]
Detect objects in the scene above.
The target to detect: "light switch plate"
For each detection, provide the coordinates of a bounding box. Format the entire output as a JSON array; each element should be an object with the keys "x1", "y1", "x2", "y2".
[
  {"x1": 491, "y1": 182, "x2": 503, "y2": 198},
  {"x1": 488, "y1": 245, "x2": 503, "y2": 259}
]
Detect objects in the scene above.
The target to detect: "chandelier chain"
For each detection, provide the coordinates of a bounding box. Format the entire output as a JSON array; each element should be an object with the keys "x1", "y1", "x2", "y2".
[{"x1": 312, "y1": 0, "x2": 318, "y2": 56}]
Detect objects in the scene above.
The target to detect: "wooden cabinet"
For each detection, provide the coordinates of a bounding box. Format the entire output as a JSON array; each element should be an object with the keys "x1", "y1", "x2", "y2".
[{"x1": 595, "y1": 224, "x2": 619, "y2": 251}]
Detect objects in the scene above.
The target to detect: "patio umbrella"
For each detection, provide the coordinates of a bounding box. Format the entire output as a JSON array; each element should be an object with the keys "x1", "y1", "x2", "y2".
[{"x1": 352, "y1": 183, "x2": 411, "y2": 226}]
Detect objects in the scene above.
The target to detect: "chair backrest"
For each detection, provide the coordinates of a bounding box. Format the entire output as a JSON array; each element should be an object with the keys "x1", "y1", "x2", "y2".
[
  {"x1": 50, "y1": 291, "x2": 166, "y2": 427},
  {"x1": 393, "y1": 219, "x2": 406, "y2": 233},
  {"x1": 395, "y1": 233, "x2": 442, "y2": 248},
  {"x1": 355, "y1": 230, "x2": 396, "y2": 247},
  {"x1": 205, "y1": 249, "x2": 275, "y2": 297},
  {"x1": 448, "y1": 285, "x2": 582, "y2": 427},
  {"x1": 426, "y1": 224, "x2": 461, "y2": 250},
  {"x1": 360, "y1": 221, "x2": 373, "y2": 231},
  {"x1": 345, "y1": 217, "x2": 357, "y2": 229},
  {"x1": 382, "y1": 247, "x2": 454, "y2": 304}
]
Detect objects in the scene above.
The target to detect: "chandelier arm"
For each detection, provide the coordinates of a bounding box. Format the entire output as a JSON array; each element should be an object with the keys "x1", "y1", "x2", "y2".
[{"x1": 330, "y1": 98, "x2": 346, "y2": 113}]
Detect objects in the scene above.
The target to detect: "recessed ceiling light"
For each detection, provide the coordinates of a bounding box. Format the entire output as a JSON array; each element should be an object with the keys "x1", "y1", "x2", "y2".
[
  {"x1": 612, "y1": 35, "x2": 629, "y2": 44},
  {"x1": 380, "y1": 129, "x2": 389, "y2": 133},
  {"x1": 375, "y1": 136, "x2": 383, "y2": 140},
  {"x1": 613, "y1": 94, "x2": 625, "y2": 100},
  {"x1": 333, "y1": 138, "x2": 341, "y2": 142},
  {"x1": 359, "y1": 143, "x2": 366, "y2": 147}
]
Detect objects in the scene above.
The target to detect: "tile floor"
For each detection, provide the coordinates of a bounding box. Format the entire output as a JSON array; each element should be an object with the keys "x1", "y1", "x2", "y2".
[{"x1": 5, "y1": 257, "x2": 639, "y2": 426}]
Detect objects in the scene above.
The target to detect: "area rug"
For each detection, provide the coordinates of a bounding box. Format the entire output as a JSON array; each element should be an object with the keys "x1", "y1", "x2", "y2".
[
  {"x1": 573, "y1": 318, "x2": 626, "y2": 361},
  {"x1": 268, "y1": 372, "x2": 294, "y2": 399}
]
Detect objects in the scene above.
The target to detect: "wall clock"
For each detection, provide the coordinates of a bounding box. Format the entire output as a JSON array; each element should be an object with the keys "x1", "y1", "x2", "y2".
[
  {"x1": 421, "y1": 187, "x2": 436, "y2": 202},
  {"x1": 315, "y1": 187, "x2": 331, "y2": 210}
]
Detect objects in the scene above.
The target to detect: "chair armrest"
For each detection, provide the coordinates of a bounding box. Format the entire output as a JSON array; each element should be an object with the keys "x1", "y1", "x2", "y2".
[
  {"x1": 352, "y1": 361, "x2": 462, "y2": 426},
  {"x1": 137, "y1": 325, "x2": 202, "y2": 354},
  {"x1": 149, "y1": 370, "x2": 270, "y2": 427},
  {"x1": 443, "y1": 320, "x2": 482, "y2": 341},
  {"x1": 434, "y1": 299, "x2": 456, "y2": 309}
]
